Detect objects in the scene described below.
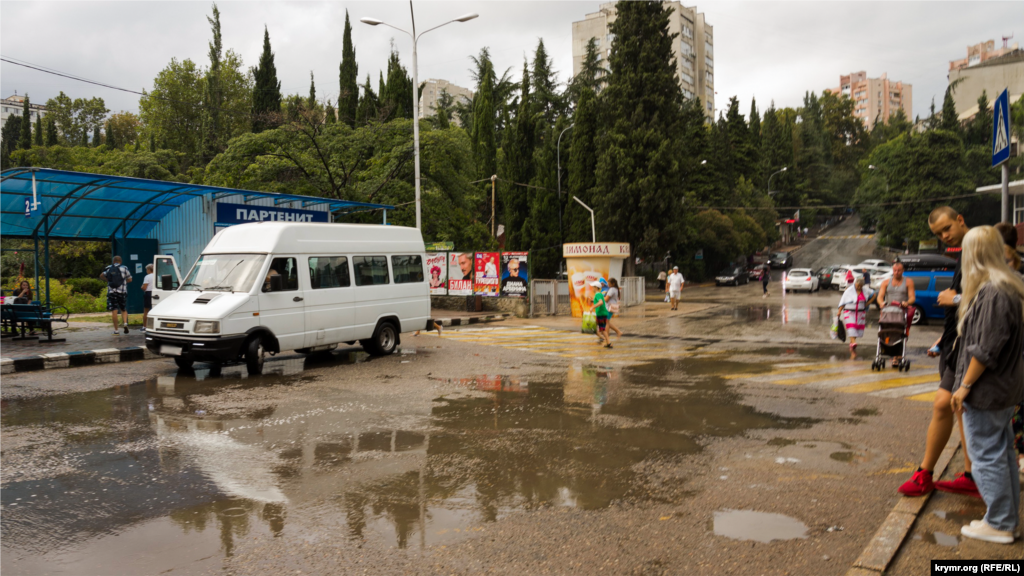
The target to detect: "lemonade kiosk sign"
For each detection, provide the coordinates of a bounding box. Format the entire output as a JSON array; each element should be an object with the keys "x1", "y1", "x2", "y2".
[{"x1": 563, "y1": 243, "x2": 631, "y2": 318}]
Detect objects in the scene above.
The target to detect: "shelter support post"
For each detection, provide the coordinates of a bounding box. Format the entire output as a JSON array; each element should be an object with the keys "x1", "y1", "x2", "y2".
[
  {"x1": 43, "y1": 219, "x2": 51, "y2": 309},
  {"x1": 33, "y1": 235, "x2": 39, "y2": 288}
]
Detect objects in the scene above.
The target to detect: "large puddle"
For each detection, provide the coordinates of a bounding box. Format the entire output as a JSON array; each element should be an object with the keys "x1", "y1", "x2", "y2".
[{"x1": 1, "y1": 354, "x2": 814, "y2": 574}]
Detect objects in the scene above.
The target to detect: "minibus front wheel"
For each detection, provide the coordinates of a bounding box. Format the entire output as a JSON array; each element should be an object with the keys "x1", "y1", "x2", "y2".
[
  {"x1": 174, "y1": 357, "x2": 194, "y2": 371},
  {"x1": 245, "y1": 335, "x2": 266, "y2": 375}
]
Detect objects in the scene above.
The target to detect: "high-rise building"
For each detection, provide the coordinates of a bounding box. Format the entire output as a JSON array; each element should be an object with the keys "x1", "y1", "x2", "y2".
[
  {"x1": 418, "y1": 79, "x2": 473, "y2": 127},
  {"x1": 827, "y1": 72, "x2": 912, "y2": 130},
  {"x1": 571, "y1": 1, "x2": 714, "y2": 120},
  {"x1": 949, "y1": 38, "x2": 1020, "y2": 72},
  {"x1": 1, "y1": 93, "x2": 47, "y2": 131},
  {"x1": 947, "y1": 47, "x2": 1023, "y2": 121}
]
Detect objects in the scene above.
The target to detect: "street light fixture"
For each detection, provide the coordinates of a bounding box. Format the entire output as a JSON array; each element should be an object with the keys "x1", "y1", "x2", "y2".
[
  {"x1": 361, "y1": 4, "x2": 479, "y2": 230},
  {"x1": 572, "y1": 196, "x2": 596, "y2": 243},
  {"x1": 767, "y1": 166, "x2": 787, "y2": 196}
]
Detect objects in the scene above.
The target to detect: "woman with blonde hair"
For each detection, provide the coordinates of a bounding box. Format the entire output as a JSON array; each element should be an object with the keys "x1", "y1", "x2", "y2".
[
  {"x1": 948, "y1": 226, "x2": 1024, "y2": 544},
  {"x1": 837, "y1": 277, "x2": 873, "y2": 360}
]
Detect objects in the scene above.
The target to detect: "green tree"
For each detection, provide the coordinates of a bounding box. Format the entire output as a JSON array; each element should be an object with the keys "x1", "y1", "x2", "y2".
[
  {"x1": 531, "y1": 39, "x2": 562, "y2": 125},
  {"x1": 566, "y1": 85, "x2": 598, "y2": 244},
  {"x1": 566, "y1": 37, "x2": 604, "y2": 107},
  {"x1": 939, "y1": 83, "x2": 960, "y2": 133},
  {"x1": 45, "y1": 117, "x2": 58, "y2": 147},
  {"x1": 108, "y1": 111, "x2": 141, "y2": 148},
  {"x1": 338, "y1": 10, "x2": 359, "y2": 127},
  {"x1": 0, "y1": 115, "x2": 22, "y2": 169},
  {"x1": 500, "y1": 62, "x2": 535, "y2": 249},
  {"x1": 34, "y1": 113, "x2": 43, "y2": 146},
  {"x1": 430, "y1": 89, "x2": 454, "y2": 130},
  {"x1": 355, "y1": 75, "x2": 379, "y2": 125},
  {"x1": 470, "y1": 47, "x2": 497, "y2": 181},
  {"x1": 967, "y1": 90, "x2": 990, "y2": 147},
  {"x1": 594, "y1": 1, "x2": 686, "y2": 266},
  {"x1": 92, "y1": 126, "x2": 101, "y2": 147},
  {"x1": 308, "y1": 71, "x2": 317, "y2": 111},
  {"x1": 19, "y1": 95, "x2": 32, "y2": 150},
  {"x1": 380, "y1": 49, "x2": 413, "y2": 120},
  {"x1": 105, "y1": 121, "x2": 115, "y2": 149},
  {"x1": 252, "y1": 26, "x2": 283, "y2": 133},
  {"x1": 139, "y1": 59, "x2": 204, "y2": 161},
  {"x1": 748, "y1": 97, "x2": 762, "y2": 182},
  {"x1": 324, "y1": 102, "x2": 337, "y2": 125}
]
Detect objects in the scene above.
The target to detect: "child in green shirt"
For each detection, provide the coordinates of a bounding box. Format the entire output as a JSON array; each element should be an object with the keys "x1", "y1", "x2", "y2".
[{"x1": 590, "y1": 281, "x2": 612, "y2": 348}]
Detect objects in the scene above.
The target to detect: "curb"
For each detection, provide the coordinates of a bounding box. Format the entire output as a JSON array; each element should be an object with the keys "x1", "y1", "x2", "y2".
[
  {"x1": 845, "y1": 427, "x2": 961, "y2": 576},
  {"x1": 0, "y1": 315, "x2": 512, "y2": 374}
]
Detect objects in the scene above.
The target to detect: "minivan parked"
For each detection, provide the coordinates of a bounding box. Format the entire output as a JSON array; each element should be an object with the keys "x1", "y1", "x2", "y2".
[{"x1": 145, "y1": 222, "x2": 431, "y2": 374}]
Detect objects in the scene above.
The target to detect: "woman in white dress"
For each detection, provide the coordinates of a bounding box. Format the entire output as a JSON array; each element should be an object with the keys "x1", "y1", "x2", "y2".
[{"x1": 838, "y1": 277, "x2": 874, "y2": 360}]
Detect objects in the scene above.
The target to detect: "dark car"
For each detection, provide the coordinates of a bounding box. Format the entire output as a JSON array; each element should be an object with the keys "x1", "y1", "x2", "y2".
[
  {"x1": 897, "y1": 254, "x2": 957, "y2": 271},
  {"x1": 860, "y1": 224, "x2": 876, "y2": 234},
  {"x1": 716, "y1": 266, "x2": 749, "y2": 286},
  {"x1": 769, "y1": 252, "x2": 793, "y2": 269},
  {"x1": 815, "y1": 266, "x2": 838, "y2": 289}
]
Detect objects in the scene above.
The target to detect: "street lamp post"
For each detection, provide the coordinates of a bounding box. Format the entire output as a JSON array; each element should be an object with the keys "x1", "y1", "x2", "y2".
[
  {"x1": 361, "y1": 4, "x2": 478, "y2": 230},
  {"x1": 556, "y1": 123, "x2": 574, "y2": 249},
  {"x1": 767, "y1": 166, "x2": 787, "y2": 196},
  {"x1": 868, "y1": 164, "x2": 889, "y2": 193},
  {"x1": 572, "y1": 196, "x2": 596, "y2": 243}
]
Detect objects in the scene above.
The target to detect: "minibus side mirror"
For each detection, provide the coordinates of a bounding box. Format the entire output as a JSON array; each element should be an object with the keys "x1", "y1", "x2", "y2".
[
  {"x1": 161, "y1": 274, "x2": 174, "y2": 291},
  {"x1": 270, "y1": 274, "x2": 284, "y2": 292}
]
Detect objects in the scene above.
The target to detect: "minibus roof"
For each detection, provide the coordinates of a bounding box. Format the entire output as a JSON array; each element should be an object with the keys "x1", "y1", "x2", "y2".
[{"x1": 203, "y1": 222, "x2": 425, "y2": 255}]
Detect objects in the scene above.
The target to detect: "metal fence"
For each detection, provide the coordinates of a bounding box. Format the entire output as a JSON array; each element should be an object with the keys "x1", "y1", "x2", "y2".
[{"x1": 530, "y1": 277, "x2": 643, "y2": 316}]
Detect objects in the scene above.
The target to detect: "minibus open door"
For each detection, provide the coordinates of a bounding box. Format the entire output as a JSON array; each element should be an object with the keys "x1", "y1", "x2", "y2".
[{"x1": 151, "y1": 255, "x2": 182, "y2": 307}]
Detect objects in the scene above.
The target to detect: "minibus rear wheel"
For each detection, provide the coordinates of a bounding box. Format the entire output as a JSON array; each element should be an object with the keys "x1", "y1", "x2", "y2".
[
  {"x1": 245, "y1": 335, "x2": 266, "y2": 375},
  {"x1": 363, "y1": 321, "x2": 398, "y2": 356}
]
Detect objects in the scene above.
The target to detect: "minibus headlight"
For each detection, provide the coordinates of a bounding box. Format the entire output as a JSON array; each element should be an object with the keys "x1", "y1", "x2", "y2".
[
  {"x1": 146, "y1": 317, "x2": 154, "y2": 329},
  {"x1": 194, "y1": 321, "x2": 220, "y2": 334}
]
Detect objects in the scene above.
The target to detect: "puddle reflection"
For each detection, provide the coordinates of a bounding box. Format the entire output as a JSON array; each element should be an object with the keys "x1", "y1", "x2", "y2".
[{"x1": 2, "y1": 355, "x2": 815, "y2": 574}]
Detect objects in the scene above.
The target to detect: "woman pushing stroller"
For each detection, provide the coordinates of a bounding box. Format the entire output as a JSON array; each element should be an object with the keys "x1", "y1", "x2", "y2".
[{"x1": 877, "y1": 259, "x2": 916, "y2": 367}]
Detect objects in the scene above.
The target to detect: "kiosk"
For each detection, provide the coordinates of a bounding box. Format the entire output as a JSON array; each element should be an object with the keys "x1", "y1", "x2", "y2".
[{"x1": 563, "y1": 243, "x2": 630, "y2": 318}]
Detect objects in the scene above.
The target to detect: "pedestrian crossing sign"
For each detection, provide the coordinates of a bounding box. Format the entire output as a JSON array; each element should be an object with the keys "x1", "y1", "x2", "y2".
[{"x1": 992, "y1": 88, "x2": 1010, "y2": 167}]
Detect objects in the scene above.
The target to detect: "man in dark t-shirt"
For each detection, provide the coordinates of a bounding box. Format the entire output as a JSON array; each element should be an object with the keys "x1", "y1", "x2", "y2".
[{"x1": 898, "y1": 207, "x2": 975, "y2": 499}]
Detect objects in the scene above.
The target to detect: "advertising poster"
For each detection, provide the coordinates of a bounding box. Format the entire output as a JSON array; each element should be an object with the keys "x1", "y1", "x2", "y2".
[
  {"x1": 447, "y1": 252, "x2": 474, "y2": 296},
  {"x1": 500, "y1": 252, "x2": 529, "y2": 297},
  {"x1": 426, "y1": 253, "x2": 448, "y2": 295},
  {"x1": 474, "y1": 252, "x2": 500, "y2": 296},
  {"x1": 566, "y1": 257, "x2": 611, "y2": 318}
]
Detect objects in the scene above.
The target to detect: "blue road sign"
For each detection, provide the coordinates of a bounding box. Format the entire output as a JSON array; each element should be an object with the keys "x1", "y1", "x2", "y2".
[
  {"x1": 992, "y1": 88, "x2": 1010, "y2": 167},
  {"x1": 24, "y1": 198, "x2": 31, "y2": 217}
]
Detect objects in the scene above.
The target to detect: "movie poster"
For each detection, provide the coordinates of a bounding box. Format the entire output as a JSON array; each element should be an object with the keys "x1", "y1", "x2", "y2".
[
  {"x1": 500, "y1": 252, "x2": 529, "y2": 297},
  {"x1": 447, "y1": 252, "x2": 474, "y2": 296},
  {"x1": 426, "y1": 253, "x2": 447, "y2": 295},
  {"x1": 474, "y1": 252, "x2": 500, "y2": 296}
]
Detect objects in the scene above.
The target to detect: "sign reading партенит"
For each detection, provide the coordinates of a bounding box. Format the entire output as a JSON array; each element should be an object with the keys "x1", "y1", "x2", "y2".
[{"x1": 216, "y1": 201, "x2": 329, "y2": 225}]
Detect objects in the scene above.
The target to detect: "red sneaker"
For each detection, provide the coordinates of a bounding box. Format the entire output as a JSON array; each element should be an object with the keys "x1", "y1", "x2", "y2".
[
  {"x1": 898, "y1": 469, "x2": 934, "y2": 497},
  {"x1": 935, "y1": 473, "x2": 982, "y2": 499}
]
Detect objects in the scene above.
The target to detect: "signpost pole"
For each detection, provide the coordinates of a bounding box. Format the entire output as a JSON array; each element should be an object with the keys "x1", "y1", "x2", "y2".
[{"x1": 1003, "y1": 163, "x2": 1010, "y2": 223}]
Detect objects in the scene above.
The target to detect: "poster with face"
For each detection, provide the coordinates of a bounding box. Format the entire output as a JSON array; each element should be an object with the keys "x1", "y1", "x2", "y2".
[
  {"x1": 566, "y1": 257, "x2": 610, "y2": 317},
  {"x1": 474, "y1": 252, "x2": 500, "y2": 296},
  {"x1": 447, "y1": 252, "x2": 473, "y2": 295},
  {"x1": 426, "y1": 253, "x2": 447, "y2": 295},
  {"x1": 500, "y1": 252, "x2": 528, "y2": 297}
]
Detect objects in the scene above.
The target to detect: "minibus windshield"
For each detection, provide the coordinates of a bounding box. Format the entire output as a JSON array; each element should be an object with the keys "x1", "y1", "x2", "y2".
[{"x1": 181, "y1": 254, "x2": 266, "y2": 293}]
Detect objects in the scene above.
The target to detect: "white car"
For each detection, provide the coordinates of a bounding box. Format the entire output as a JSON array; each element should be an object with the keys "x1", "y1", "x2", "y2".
[
  {"x1": 856, "y1": 259, "x2": 890, "y2": 270},
  {"x1": 870, "y1": 271, "x2": 892, "y2": 291},
  {"x1": 785, "y1": 268, "x2": 819, "y2": 292}
]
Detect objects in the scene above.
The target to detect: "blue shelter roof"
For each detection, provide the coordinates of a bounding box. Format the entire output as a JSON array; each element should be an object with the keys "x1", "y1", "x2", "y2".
[{"x1": 1, "y1": 168, "x2": 393, "y2": 240}]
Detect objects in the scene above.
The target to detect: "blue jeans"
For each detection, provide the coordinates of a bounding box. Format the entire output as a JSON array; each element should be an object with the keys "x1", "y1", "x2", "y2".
[{"x1": 962, "y1": 404, "x2": 1021, "y2": 532}]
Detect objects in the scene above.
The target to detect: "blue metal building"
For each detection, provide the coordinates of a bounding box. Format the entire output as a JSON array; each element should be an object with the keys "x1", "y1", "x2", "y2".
[{"x1": 1, "y1": 168, "x2": 393, "y2": 313}]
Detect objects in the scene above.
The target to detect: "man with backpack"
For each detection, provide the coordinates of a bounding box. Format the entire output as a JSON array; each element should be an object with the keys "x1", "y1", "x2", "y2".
[{"x1": 100, "y1": 256, "x2": 133, "y2": 335}]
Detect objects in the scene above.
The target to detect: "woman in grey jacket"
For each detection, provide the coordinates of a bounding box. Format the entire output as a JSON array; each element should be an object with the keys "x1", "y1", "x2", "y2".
[{"x1": 949, "y1": 226, "x2": 1024, "y2": 544}]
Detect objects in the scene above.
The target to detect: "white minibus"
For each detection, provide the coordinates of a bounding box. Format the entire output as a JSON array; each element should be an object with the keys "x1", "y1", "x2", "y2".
[{"x1": 145, "y1": 222, "x2": 431, "y2": 374}]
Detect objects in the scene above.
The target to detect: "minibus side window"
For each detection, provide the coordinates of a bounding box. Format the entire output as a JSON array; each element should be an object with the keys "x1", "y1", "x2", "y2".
[
  {"x1": 392, "y1": 255, "x2": 424, "y2": 284},
  {"x1": 263, "y1": 257, "x2": 298, "y2": 292},
  {"x1": 309, "y1": 256, "x2": 351, "y2": 289},
  {"x1": 353, "y1": 256, "x2": 390, "y2": 286}
]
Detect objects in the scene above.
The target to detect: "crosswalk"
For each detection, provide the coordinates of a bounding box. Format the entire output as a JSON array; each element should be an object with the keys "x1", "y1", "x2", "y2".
[
  {"x1": 819, "y1": 234, "x2": 875, "y2": 240},
  {"x1": 430, "y1": 326, "x2": 939, "y2": 402}
]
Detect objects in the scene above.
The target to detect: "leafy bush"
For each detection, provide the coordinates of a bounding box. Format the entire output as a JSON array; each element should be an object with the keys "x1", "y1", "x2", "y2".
[
  {"x1": 2, "y1": 277, "x2": 106, "y2": 313},
  {"x1": 66, "y1": 277, "x2": 107, "y2": 297}
]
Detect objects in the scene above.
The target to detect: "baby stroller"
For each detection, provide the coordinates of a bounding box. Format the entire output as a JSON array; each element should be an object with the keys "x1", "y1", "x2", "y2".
[{"x1": 871, "y1": 305, "x2": 912, "y2": 372}]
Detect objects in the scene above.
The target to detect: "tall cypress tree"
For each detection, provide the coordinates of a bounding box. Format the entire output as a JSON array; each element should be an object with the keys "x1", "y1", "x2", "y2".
[
  {"x1": 567, "y1": 85, "x2": 598, "y2": 243},
  {"x1": 748, "y1": 97, "x2": 763, "y2": 184},
  {"x1": 308, "y1": 71, "x2": 317, "y2": 110},
  {"x1": 45, "y1": 117, "x2": 58, "y2": 147},
  {"x1": 967, "y1": 90, "x2": 990, "y2": 146},
  {"x1": 939, "y1": 84, "x2": 960, "y2": 133},
  {"x1": 338, "y1": 10, "x2": 359, "y2": 127},
  {"x1": 324, "y1": 102, "x2": 337, "y2": 125},
  {"x1": 594, "y1": 1, "x2": 686, "y2": 267},
  {"x1": 105, "y1": 121, "x2": 115, "y2": 149},
  {"x1": 92, "y1": 126, "x2": 101, "y2": 147},
  {"x1": 501, "y1": 62, "x2": 535, "y2": 249},
  {"x1": 355, "y1": 74, "x2": 379, "y2": 125},
  {"x1": 252, "y1": 26, "x2": 282, "y2": 133},
  {"x1": 567, "y1": 38, "x2": 603, "y2": 108},
  {"x1": 202, "y1": 3, "x2": 225, "y2": 159},
  {"x1": 19, "y1": 96, "x2": 32, "y2": 150},
  {"x1": 380, "y1": 50, "x2": 413, "y2": 120},
  {"x1": 531, "y1": 39, "x2": 562, "y2": 125},
  {"x1": 34, "y1": 114, "x2": 43, "y2": 146},
  {"x1": 471, "y1": 47, "x2": 497, "y2": 181}
]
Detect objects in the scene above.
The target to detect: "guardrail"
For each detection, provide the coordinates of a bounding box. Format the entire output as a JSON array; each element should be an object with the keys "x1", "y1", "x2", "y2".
[
  {"x1": 620, "y1": 277, "x2": 645, "y2": 307},
  {"x1": 530, "y1": 277, "x2": 643, "y2": 316}
]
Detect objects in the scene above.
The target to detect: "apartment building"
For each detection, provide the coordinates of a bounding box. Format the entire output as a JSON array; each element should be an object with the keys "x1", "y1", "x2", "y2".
[
  {"x1": 1, "y1": 93, "x2": 47, "y2": 130},
  {"x1": 948, "y1": 48, "x2": 1023, "y2": 121},
  {"x1": 950, "y1": 38, "x2": 1020, "y2": 72},
  {"x1": 418, "y1": 79, "x2": 473, "y2": 127},
  {"x1": 827, "y1": 72, "x2": 912, "y2": 130},
  {"x1": 571, "y1": 1, "x2": 715, "y2": 120}
]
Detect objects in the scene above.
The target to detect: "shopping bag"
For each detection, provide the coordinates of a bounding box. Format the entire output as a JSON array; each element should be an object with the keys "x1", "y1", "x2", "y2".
[
  {"x1": 581, "y1": 311, "x2": 597, "y2": 334},
  {"x1": 664, "y1": 294, "x2": 670, "y2": 303},
  {"x1": 831, "y1": 314, "x2": 847, "y2": 343}
]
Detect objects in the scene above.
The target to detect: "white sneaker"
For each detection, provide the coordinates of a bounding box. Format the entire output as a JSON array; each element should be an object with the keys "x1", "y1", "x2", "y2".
[{"x1": 961, "y1": 520, "x2": 1014, "y2": 544}]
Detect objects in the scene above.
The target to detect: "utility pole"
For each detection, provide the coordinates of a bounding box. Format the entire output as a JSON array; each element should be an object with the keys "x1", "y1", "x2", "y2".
[{"x1": 491, "y1": 174, "x2": 497, "y2": 237}]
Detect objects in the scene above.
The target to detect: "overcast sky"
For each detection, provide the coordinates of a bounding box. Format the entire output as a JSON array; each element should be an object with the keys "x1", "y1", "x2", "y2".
[{"x1": 1, "y1": 1, "x2": 1019, "y2": 123}]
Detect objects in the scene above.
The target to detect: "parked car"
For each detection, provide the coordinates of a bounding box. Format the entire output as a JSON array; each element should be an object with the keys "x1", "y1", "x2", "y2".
[
  {"x1": 815, "y1": 266, "x2": 840, "y2": 290},
  {"x1": 716, "y1": 266, "x2": 749, "y2": 286},
  {"x1": 856, "y1": 259, "x2": 891, "y2": 272},
  {"x1": 860, "y1": 224, "x2": 876, "y2": 234},
  {"x1": 869, "y1": 270, "x2": 892, "y2": 291},
  {"x1": 769, "y1": 252, "x2": 793, "y2": 269},
  {"x1": 784, "y1": 268, "x2": 819, "y2": 292},
  {"x1": 904, "y1": 270, "x2": 955, "y2": 325},
  {"x1": 835, "y1": 267, "x2": 875, "y2": 291},
  {"x1": 831, "y1": 266, "x2": 849, "y2": 290},
  {"x1": 146, "y1": 222, "x2": 431, "y2": 375}
]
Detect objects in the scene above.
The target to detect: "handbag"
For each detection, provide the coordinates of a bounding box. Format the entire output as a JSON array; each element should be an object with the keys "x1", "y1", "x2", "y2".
[
  {"x1": 609, "y1": 302, "x2": 620, "y2": 314},
  {"x1": 832, "y1": 312, "x2": 847, "y2": 342},
  {"x1": 581, "y1": 311, "x2": 597, "y2": 334}
]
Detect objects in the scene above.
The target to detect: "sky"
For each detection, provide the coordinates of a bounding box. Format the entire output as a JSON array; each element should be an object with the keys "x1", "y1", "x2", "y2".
[{"x1": 1, "y1": 1, "x2": 1019, "y2": 123}]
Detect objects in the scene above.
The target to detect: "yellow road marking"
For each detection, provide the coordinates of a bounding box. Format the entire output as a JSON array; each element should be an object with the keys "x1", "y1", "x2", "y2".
[
  {"x1": 770, "y1": 367, "x2": 880, "y2": 386},
  {"x1": 906, "y1": 391, "x2": 939, "y2": 403},
  {"x1": 723, "y1": 363, "x2": 842, "y2": 380},
  {"x1": 835, "y1": 374, "x2": 939, "y2": 394}
]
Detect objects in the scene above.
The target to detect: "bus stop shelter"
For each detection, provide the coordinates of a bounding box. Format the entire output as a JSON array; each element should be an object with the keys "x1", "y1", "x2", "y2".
[{"x1": 1, "y1": 168, "x2": 394, "y2": 312}]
